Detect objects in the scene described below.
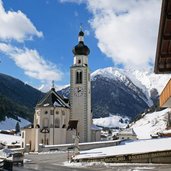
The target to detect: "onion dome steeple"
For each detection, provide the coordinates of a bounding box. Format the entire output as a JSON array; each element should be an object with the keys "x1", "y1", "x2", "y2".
[{"x1": 72, "y1": 26, "x2": 90, "y2": 56}]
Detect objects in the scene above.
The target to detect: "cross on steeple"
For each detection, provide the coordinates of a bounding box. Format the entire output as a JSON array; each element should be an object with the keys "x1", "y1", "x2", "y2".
[
  {"x1": 51, "y1": 80, "x2": 55, "y2": 90},
  {"x1": 80, "y1": 23, "x2": 83, "y2": 31}
]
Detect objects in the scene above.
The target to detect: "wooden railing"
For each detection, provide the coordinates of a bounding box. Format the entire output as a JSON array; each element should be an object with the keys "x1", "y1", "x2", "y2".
[{"x1": 160, "y1": 79, "x2": 171, "y2": 107}]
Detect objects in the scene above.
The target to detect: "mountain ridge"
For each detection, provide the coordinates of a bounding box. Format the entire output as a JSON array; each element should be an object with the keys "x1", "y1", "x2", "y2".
[{"x1": 0, "y1": 67, "x2": 170, "y2": 123}]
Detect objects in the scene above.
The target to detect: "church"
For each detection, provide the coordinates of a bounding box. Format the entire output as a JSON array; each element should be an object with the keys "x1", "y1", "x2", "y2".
[{"x1": 21, "y1": 29, "x2": 101, "y2": 152}]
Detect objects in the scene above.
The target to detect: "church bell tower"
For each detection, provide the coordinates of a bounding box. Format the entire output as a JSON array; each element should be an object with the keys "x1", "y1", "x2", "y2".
[{"x1": 70, "y1": 28, "x2": 92, "y2": 142}]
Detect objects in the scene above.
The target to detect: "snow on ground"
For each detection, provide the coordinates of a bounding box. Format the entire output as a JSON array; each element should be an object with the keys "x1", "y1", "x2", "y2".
[
  {"x1": 0, "y1": 133, "x2": 21, "y2": 145},
  {"x1": 0, "y1": 116, "x2": 31, "y2": 130},
  {"x1": 73, "y1": 137, "x2": 171, "y2": 160},
  {"x1": 93, "y1": 115, "x2": 129, "y2": 128},
  {"x1": 131, "y1": 108, "x2": 169, "y2": 139},
  {"x1": 63, "y1": 161, "x2": 157, "y2": 169}
]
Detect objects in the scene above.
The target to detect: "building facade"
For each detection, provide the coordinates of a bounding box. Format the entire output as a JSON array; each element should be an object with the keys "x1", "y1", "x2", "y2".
[{"x1": 21, "y1": 88, "x2": 72, "y2": 152}]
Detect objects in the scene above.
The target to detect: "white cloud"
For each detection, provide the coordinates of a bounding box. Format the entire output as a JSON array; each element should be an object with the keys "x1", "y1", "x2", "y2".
[
  {"x1": 0, "y1": 43, "x2": 62, "y2": 82},
  {"x1": 0, "y1": 1, "x2": 63, "y2": 85},
  {"x1": 60, "y1": 0, "x2": 162, "y2": 69},
  {"x1": 84, "y1": 30, "x2": 90, "y2": 36},
  {"x1": 0, "y1": 0, "x2": 43, "y2": 42}
]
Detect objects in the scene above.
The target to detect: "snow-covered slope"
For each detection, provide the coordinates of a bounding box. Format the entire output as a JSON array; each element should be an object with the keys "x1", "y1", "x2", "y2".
[
  {"x1": 123, "y1": 68, "x2": 170, "y2": 94},
  {"x1": 93, "y1": 115, "x2": 129, "y2": 128},
  {"x1": 92, "y1": 67, "x2": 170, "y2": 94},
  {"x1": 131, "y1": 108, "x2": 170, "y2": 139},
  {"x1": 0, "y1": 117, "x2": 31, "y2": 130}
]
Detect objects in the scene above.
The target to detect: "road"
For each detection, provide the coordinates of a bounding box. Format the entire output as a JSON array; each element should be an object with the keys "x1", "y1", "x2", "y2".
[{"x1": 13, "y1": 152, "x2": 171, "y2": 171}]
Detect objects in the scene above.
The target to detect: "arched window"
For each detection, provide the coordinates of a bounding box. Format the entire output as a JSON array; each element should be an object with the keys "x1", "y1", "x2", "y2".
[
  {"x1": 76, "y1": 70, "x2": 82, "y2": 84},
  {"x1": 43, "y1": 118, "x2": 49, "y2": 128},
  {"x1": 55, "y1": 118, "x2": 60, "y2": 128}
]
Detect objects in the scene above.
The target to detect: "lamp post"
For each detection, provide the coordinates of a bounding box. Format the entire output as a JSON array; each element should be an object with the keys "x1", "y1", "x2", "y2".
[{"x1": 53, "y1": 106, "x2": 55, "y2": 145}]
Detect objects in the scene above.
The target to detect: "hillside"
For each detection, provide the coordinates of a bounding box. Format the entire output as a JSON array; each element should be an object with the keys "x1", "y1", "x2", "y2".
[
  {"x1": 130, "y1": 108, "x2": 169, "y2": 139},
  {"x1": 0, "y1": 73, "x2": 44, "y2": 121}
]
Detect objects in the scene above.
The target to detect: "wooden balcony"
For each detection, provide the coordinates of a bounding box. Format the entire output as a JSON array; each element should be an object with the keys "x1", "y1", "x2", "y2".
[{"x1": 160, "y1": 79, "x2": 171, "y2": 107}]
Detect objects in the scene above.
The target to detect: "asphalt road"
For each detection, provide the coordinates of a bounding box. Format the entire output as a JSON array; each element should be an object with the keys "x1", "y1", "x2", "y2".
[{"x1": 13, "y1": 152, "x2": 171, "y2": 171}]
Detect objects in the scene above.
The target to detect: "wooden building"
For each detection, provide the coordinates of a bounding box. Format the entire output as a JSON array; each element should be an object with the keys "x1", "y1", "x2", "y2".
[{"x1": 154, "y1": 0, "x2": 171, "y2": 133}]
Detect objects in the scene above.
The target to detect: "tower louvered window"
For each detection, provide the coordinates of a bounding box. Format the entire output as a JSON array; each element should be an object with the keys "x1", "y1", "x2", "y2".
[{"x1": 76, "y1": 70, "x2": 82, "y2": 84}]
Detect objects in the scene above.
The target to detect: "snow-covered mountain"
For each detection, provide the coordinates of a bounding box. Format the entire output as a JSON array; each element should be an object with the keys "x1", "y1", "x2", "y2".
[
  {"x1": 59, "y1": 67, "x2": 170, "y2": 119},
  {"x1": 92, "y1": 67, "x2": 170, "y2": 106}
]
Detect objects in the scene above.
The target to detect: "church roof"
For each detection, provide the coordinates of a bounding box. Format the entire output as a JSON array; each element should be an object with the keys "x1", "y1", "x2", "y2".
[
  {"x1": 36, "y1": 88, "x2": 70, "y2": 108},
  {"x1": 72, "y1": 30, "x2": 90, "y2": 56},
  {"x1": 72, "y1": 41, "x2": 90, "y2": 56}
]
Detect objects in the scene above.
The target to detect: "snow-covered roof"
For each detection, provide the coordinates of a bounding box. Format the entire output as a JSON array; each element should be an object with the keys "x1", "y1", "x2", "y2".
[
  {"x1": 0, "y1": 133, "x2": 21, "y2": 145},
  {"x1": 36, "y1": 88, "x2": 69, "y2": 108},
  {"x1": 161, "y1": 129, "x2": 171, "y2": 134},
  {"x1": 91, "y1": 124, "x2": 102, "y2": 131},
  {"x1": 74, "y1": 137, "x2": 171, "y2": 160},
  {"x1": 118, "y1": 128, "x2": 136, "y2": 136}
]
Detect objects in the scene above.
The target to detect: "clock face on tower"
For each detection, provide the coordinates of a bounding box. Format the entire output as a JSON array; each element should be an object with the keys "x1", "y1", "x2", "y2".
[{"x1": 74, "y1": 86, "x2": 83, "y2": 96}]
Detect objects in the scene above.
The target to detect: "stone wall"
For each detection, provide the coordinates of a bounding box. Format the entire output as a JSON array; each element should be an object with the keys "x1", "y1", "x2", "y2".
[
  {"x1": 74, "y1": 150, "x2": 171, "y2": 164},
  {"x1": 39, "y1": 140, "x2": 122, "y2": 152}
]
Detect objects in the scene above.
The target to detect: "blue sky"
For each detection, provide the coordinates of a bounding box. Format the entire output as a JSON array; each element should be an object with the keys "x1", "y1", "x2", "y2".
[{"x1": 0, "y1": 0, "x2": 162, "y2": 91}]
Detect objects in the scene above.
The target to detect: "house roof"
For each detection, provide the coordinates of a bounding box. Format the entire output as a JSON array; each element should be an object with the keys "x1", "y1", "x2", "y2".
[
  {"x1": 36, "y1": 88, "x2": 70, "y2": 108},
  {"x1": 154, "y1": 0, "x2": 171, "y2": 73},
  {"x1": 91, "y1": 124, "x2": 102, "y2": 131},
  {"x1": 119, "y1": 128, "x2": 136, "y2": 136}
]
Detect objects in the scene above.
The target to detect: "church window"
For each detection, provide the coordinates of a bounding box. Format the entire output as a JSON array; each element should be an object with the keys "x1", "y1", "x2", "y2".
[
  {"x1": 50, "y1": 110, "x2": 53, "y2": 115},
  {"x1": 56, "y1": 111, "x2": 59, "y2": 115},
  {"x1": 62, "y1": 111, "x2": 65, "y2": 115},
  {"x1": 45, "y1": 111, "x2": 48, "y2": 115},
  {"x1": 76, "y1": 70, "x2": 82, "y2": 84},
  {"x1": 29, "y1": 141, "x2": 32, "y2": 150},
  {"x1": 43, "y1": 118, "x2": 49, "y2": 128},
  {"x1": 55, "y1": 118, "x2": 60, "y2": 128},
  {"x1": 36, "y1": 124, "x2": 40, "y2": 128},
  {"x1": 22, "y1": 132, "x2": 24, "y2": 138},
  {"x1": 78, "y1": 59, "x2": 81, "y2": 64}
]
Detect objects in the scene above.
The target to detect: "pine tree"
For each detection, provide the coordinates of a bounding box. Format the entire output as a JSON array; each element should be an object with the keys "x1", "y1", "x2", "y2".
[{"x1": 15, "y1": 122, "x2": 20, "y2": 134}]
